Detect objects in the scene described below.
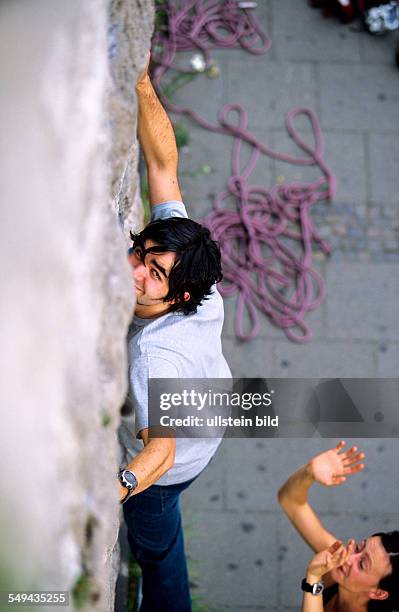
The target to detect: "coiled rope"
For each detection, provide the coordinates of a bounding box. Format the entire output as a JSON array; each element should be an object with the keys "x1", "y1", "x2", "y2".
[{"x1": 151, "y1": 0, "x2": 336, "y2": 343}]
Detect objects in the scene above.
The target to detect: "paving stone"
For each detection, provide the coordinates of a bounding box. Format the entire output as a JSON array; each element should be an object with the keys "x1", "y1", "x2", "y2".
[
  {"x1": 223, "y1": 438, "x2": 327, "y2": 512},
  {"x1": 272, "y1": 340, "x2": 375, "y2": 377},
  {"x1": 271, "y1": 0, "x2": 361, "y2": 63},
  {"x1": 224, "y1": 439, "x2": 281, "y2": 512},
  {"x1": 368, "y1": 133, "x2": 399, "y2": 205},
  {"x1": 319, "y1": 63, "x2": 399, "y2": 131},
  {"x1": 381, "y1": 204, "x2": 399, "y2": 220},
  {"x1": 222, "y1": 292, "x2": 325, "y2": 341},
  {"x1": 179, "y1": 123, "x2": 275, "y2": 220},
  {"x1": 329, "y1": 251, "x2": 344, "y2": 262},
  {"x1": 222, "y1": 336, "x2": 274, "y2": 377},
  {"x1": 181, "y1": 441, "x2": 228, "y2": 512},
  {"x1": 344, "y1": 252, "x2": 360, "y2": 262},
  {"x1": 178, "y1": 123, "x2": 234, "y2": 218},
  {"x1": 271, "y1": 128, "x2": 326, "y2": 186},
  {"x1": 359, "y1": 30, "x2": 398, "y2": 65},
  {"x1": 271, "y1": 129, "x2": 367, "y2": 204},
  {"x1": 225, "y1": 59, "x2": 317, "y2": 131},
  {"x1": 376, "y1": 342, "x2": 399, "y2": 376},
  {"x1": 182, "y1": 510, "x2": 279, "y2": 608},
  {"x1": 325, "y1": 264, "x2": 399, "y2": 342},
  {"x1": 324, "y1": 132, "x2": 368, "y2": 204},
  {"x1": 250, "y1": 0, "x2": 272, "y2": 28},
  {"x1": 166, "y1": 53, "x2": 226, "y2": 125}
]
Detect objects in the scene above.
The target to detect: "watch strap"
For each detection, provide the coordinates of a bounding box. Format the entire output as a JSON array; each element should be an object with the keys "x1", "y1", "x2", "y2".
[
  {"x1": 118, "y1": 468, "x2": 138, "y2": 504},
  {"x1": 301, "y1": 579, "x2": 313, "y2": 593},
  {"x1": 120, "y1": 488, "x2": 133, "y2": 504}
]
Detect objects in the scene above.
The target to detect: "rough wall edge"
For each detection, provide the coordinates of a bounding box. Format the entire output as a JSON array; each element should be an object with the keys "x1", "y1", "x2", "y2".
[{"x1": 108, "y1": 0, "x2": 155, "y2": 609}]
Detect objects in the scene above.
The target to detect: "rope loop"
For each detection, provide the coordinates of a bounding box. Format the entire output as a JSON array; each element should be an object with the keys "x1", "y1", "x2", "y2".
[{"x1": 151, "y1": 0, "x2": 335, "y2": 343}]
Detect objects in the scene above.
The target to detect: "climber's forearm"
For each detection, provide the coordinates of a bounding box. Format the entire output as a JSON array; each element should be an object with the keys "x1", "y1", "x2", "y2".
[
  {"x1": 127, "y1": 435, "x2": 175, "y2": 495},
  {"x1": 135, "y1": 75, "x2": 178, "y2": 173},
  {"x1": 118, "y1": 430, "x2": 176, "y2": 501}
]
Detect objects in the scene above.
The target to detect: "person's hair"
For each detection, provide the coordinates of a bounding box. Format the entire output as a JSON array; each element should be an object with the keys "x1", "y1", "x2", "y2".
[
  {"x1": 130, "y1": 217, "x2": 222, "y2": 315},
  {"x1": 368, "y1": 531, "x2": 399, "y2": 612}
]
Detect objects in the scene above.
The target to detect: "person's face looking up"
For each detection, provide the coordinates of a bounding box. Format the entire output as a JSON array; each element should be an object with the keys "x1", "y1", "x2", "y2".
[
  {"x1": 128, "y1": 239, "x2": 176, "y2": 308},
  {"x1": 331, "y1": 535, "x2": 391, "y2": 601}
]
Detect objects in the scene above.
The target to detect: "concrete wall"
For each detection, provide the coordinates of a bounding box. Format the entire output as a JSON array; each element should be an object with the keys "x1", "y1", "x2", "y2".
[{"x1": 0, "y1": 0, "x2": 153, "y2": 609}]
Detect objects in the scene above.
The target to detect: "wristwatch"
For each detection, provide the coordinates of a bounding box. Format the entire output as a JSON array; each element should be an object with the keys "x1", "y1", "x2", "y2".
[
  {"x1": 118, "y1": 468, "x2": 138, "y2": 504},
  {"x1": 301, "y1": 578, "x2": 325, "y2": 596}
]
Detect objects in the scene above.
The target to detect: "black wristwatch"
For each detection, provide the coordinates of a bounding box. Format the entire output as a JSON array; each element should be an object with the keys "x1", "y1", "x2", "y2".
[
  {"x1": 118, "y1": 468, "x2": 138, "y2": 504},
  {"x1": 301, "y1": 578, "x2": 325, "y2": 596}
]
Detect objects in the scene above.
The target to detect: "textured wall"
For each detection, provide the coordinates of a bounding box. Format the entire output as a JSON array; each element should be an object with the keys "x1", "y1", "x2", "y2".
[
  {"x1": 0, "y1": 0, "x2": 153, "y2": 610},
  {"x1": 109, "y1": 0, "x2": 155, "y2": 239}
]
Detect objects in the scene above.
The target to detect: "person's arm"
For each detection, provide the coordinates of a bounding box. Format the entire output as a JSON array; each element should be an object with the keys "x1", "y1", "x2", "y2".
[
  {"x1": 278, "y1": 462, "x2": 336, "y2": 554},
  {"x1": 135, "y1": 59, "x2": 182, "y2": 207},
  {"x1": 301, "y1": 540, "x2": 354, "y2": 612},
  {"x1": 278, "y1": 441, "x2": 365, "y2": 553},
  {"x1": 118, "y1": 427, "x2": 176, "y2": 501}
]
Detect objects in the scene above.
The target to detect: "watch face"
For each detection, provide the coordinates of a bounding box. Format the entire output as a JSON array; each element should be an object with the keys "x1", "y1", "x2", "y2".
[
  {"x1": 123, "y1": 470, "x2": 137, "y2": 490},
  {"x1": 312, "y1": 582, "x2": 324, "y2": 596}
]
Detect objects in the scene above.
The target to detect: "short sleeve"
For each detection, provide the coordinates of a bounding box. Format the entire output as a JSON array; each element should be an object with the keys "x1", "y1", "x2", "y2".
[
  {"x1": 151, "y1": 200, "x2": 188, "y2": 221},
  {"x1": 130, "y1": 353, "x2": 180, "y2": 437}
]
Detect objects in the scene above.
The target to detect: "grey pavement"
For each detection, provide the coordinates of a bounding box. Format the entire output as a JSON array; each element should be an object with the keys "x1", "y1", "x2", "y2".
[
  {"x1": 165, "y1": 1, "x2": 399, "y2": 610},
  {"x1": 182, "y1": 439, "x2": 399, "y2": 611}
]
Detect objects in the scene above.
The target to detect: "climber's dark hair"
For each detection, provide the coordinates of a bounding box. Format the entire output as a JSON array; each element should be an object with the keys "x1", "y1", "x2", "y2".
[
  {"x1": 130, "y1": 217, "x2": 222, "y2": 315},
  {"x1": 368, "y1": 531, "x2": 399, "y2": 612}
]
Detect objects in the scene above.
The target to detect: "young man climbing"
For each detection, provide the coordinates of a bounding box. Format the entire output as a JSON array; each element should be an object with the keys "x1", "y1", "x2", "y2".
[{"x1": 117, "y1": 56, "x2": 231, "y2": 612}]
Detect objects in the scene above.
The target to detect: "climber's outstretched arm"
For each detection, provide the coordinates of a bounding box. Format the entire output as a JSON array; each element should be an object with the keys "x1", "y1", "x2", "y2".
[{"x1": 135, "y1": 60, "x2": 182, "y2": 207}]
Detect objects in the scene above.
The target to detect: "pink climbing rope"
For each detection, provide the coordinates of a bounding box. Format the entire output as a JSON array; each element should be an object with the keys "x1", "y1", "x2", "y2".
[{"x1": 151, "y1": 0, "x2": 336, "y2": 343}]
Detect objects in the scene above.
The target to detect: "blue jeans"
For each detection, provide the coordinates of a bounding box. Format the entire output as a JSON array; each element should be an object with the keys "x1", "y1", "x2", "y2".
[{"x1": 123, "y1": 476, "x2": 197, "y2": 612}]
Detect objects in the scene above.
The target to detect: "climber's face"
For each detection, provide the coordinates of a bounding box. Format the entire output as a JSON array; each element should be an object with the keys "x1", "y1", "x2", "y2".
[{"x1": 128, "y1": 239, "x2": 176, "y2": 316}]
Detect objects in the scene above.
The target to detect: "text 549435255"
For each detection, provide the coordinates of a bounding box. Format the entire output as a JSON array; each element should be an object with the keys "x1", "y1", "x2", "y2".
[{"x1": 0, "y1": 592, "x2": 69, "y2": 606}]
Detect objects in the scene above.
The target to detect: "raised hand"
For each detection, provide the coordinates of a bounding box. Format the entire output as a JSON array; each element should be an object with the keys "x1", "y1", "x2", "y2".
[
  {"x1": 306, "y1": 539, "x2": 355, "y2": 582},
  {"x1": 309, "y1": 440, "x2": 365, "y2": 487}
]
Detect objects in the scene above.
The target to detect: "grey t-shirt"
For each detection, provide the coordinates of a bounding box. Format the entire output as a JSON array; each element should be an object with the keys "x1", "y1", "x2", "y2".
[{"x1": 119, "y1": 200, "x2": 232, "y2": 485}]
